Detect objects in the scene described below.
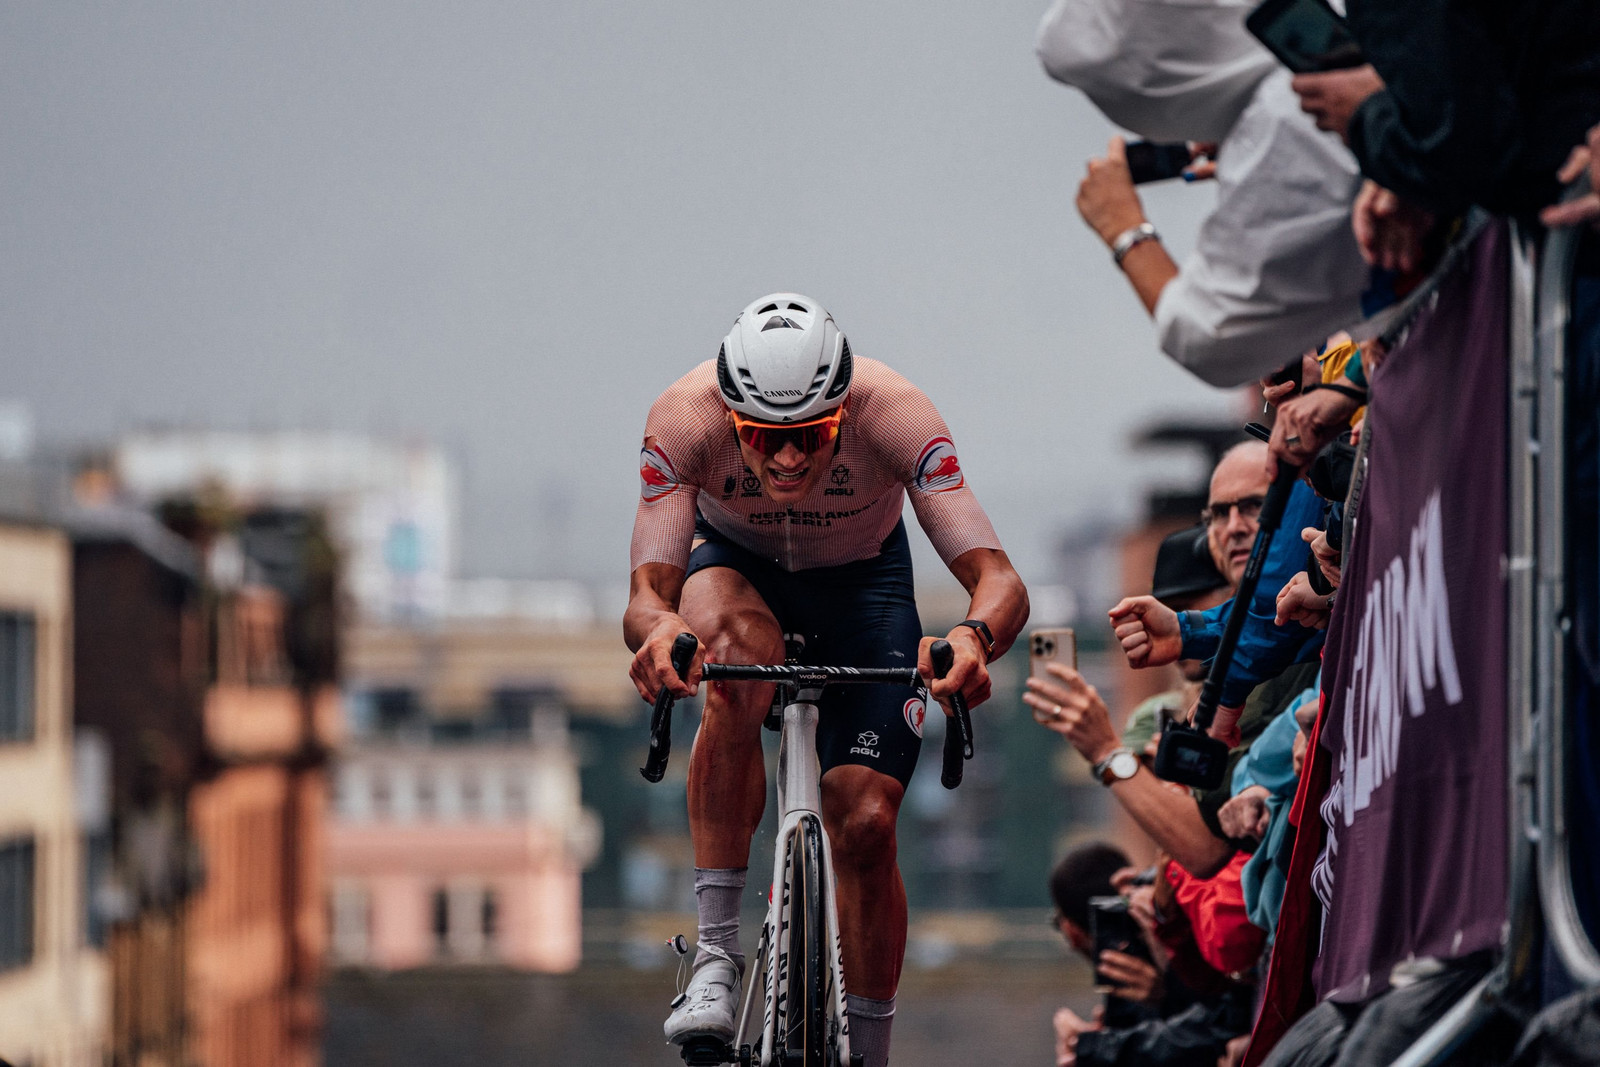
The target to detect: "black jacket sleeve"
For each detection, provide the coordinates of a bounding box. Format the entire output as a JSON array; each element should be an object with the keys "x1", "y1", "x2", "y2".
[
  {"x1": 1074, "y1": 993, "x2": 1252, "y2": 1067},
  {"x1": 1344, "y1": 0, "x2": 1600, "y2": 216}
]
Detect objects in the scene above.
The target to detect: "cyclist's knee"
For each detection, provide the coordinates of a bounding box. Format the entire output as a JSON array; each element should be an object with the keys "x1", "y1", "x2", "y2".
[
  {"x1": 702, "y1": 607, "x2": 783, "y2": 668},
  {"x1": 824, "y1": 783, "x2": 901, "y2": 869}
]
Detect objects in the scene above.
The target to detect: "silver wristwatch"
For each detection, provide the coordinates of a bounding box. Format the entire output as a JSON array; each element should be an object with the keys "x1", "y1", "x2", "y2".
[
  {"x1": 1093, "y1": 747, "x2": 1140, "y2": 786},
  {"x1": 1110, "y1": 222, "x2": 1160, "y2": 267}
]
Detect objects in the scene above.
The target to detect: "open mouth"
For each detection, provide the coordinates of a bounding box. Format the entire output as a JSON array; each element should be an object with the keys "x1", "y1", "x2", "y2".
[{"x1": 768, "y1": 465, "x2": 809, "y2": 488}]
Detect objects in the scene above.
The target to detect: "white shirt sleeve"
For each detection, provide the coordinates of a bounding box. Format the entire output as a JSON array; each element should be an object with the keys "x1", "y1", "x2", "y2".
[{"x1": 1154, "y1": 71, "x2": 1371, "y2": 388}]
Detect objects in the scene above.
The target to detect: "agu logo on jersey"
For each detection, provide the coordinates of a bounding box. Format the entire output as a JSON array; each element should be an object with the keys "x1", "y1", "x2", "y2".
[
  {"x1": 903, "y1": 697, "x2": 926, "y2": 738},
  {"x1": 914, "y1": 437, "x2": 965, "y2": 493},
  {"x1": 639, "y1": 444, "x2": 680, "y2": 502}
]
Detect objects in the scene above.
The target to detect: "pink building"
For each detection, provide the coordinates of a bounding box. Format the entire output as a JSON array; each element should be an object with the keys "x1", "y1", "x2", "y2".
[{"x1": 327, "y1": 741, "x2": 598, "y2": 972}]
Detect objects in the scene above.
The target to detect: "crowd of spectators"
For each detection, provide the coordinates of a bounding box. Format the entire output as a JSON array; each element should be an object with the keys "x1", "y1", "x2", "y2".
[{"x1": 1022, "y1": 0, "x2": 1600, "y2": 1064}]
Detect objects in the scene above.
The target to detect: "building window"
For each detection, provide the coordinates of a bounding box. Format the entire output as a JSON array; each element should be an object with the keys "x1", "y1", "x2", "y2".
[
  {"x1": 330, "y1": 883, "x2": 371, "y2": 963},
  {"x1": 431, "y1": 888, "x2": 449, "y2": 957},
  {"x1": 372, "y1": 688, "x2": 422, "y2": 735},
  {"x1": 0, "y1": 838, "x2": 35, "y2": 971},
  {"x1": 0, "y1": 613, "x2": 36, "y2": 743},
  {"x1": 84, "y1": 831, "x2": 112, "y2": 949},
  {"x1": 481, "y1": 888, "x2": 497, "y2": 948}
]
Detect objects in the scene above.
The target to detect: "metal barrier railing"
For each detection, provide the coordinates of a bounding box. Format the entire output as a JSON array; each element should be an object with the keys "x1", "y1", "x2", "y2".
[{"x1": 1392, "y1": 186, "x2": 1600, "y2": 1067}]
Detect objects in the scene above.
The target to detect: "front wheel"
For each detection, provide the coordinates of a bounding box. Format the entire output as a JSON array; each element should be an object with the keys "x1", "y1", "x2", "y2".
[{"x1": 780, "y1": 816, "x2": 826, "y2": 1067}]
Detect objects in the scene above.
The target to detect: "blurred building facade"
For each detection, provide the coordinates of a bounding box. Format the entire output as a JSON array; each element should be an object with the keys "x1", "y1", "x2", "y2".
[
  {"x1": 329, "y1": 620, "x2": 613, "y2": 973},
  {"x1": 113, "y1": 431, "x2": 456, "y2": 623},
  {"x1": 0, "y1": 518, "x2": 108, "y2": 1067},
  {"x1": 69, "y1": 499, "x2": 343, "y2": 1067}
]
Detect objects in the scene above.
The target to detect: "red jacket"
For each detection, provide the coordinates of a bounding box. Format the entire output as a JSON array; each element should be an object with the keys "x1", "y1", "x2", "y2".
[{"x1": 1164, "y1": 850, "x2": 1268, "y2": 978}]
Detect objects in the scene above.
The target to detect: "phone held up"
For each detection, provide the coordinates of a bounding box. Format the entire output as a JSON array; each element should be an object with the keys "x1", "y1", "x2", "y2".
[
  {"x1": 1124, "y1": 141, "x2": 1196, "y2": 185},
  {"x1": 1088, "y1": 895, "x2": 1153, "y2": 994},
  {"x1": 1245, "y1": 0, "x2": 1365, "y2": 74},
  {"x1": 1029, "y1": 628, "x2": 1077, "y2": 681}
]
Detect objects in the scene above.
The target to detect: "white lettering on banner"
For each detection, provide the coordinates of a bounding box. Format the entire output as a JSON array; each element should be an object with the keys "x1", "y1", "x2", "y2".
[
  {"x1": 1339, "y1": 490, "x2": 1464, "y2": 825},
  {"x1": 1312, "y1": 491, "x2": 1465, "y2": 915}
]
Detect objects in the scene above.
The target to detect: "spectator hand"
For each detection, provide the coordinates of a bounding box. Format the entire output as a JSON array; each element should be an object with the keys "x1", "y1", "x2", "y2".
[
  {"x1": 1206, "y1": 701, "x2": 1245, "y2": 749},
  {"x1": 1293, "y1": 728, "x2": 1309, "y2": 777},
  {"x1": 1077, "y1": 137, "x2": 1149, "y2": 247},
  {"x1": 1268, "y1": 387, "x2": 1362, "y2": 478},
  {"x1": 1220, "y1": 1034, "x2": 1252, "y2": 1067},
  {"x1": 1540, "y1": 123, "x2": 1600, "y2": 230},
  {"x1": 1107, "y1": 595, "x2": 1184, "y2": 668},
  {"x1": 1259, "y1": 352, "x2": 1320, "y2": 409},
  {"x1": 1304, "y1": 526, "x2": 1341, "y2": 587},
  {"x1": 1025, "y1": 663, "x2": 1121, "y2": 765},
  {"x1": 1218, "y1": 785, "x2": 1272, "y2": 841},
  {"x1": 1098, "y1": 949, "x2": 1166, "y2": 1005},
  {"x1": 1289, "y1": 65, "x2": 1384, "y2": 140},
  {"x1": 1054, "y1": 1007, "x2": 1103, "y2": 1067},
  {"x1": 1275, "y1": 570, "x2": 1333, "y2": 630},
  {"x1": 1182, "y1": 142, "x2": 1220, "y2": 182},
  {"x1": 1352, "y1": 180, "x2": 1436, "y2": 273}
]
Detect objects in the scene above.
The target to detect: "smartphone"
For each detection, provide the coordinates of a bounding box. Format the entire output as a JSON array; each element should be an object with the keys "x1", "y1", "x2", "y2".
[
  {"x1": 1029, "y1": 628, "x2": 1077, "y2": 681},
  {"x1": 1245, "y1": 0, "x2": 1364, "y2": 74},
  {"x1": 1088, "y1": 896, "x2": 1152, "y2": 992},
  {"x1": 1125, "y1": 141, "x2": 1193, "y2": 185}
]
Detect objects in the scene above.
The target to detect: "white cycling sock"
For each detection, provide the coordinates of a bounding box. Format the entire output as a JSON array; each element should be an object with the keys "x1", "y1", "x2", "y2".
[
  {"x1": 845, "y1": 993, "x2": 895, "y2": 1067},
  {"x1": 693, "y1": 867, "x2": 747, "y2": 975}
]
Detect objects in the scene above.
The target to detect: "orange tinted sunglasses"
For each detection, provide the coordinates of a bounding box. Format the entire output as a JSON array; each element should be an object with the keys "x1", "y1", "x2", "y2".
[{"x1": 731, "y1": 409, "x2": 843, "y2": 457}]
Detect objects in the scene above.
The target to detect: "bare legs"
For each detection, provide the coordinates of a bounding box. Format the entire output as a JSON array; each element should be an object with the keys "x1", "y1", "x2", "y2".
[{"x1": 678, "y1": 566, "x2": 909, "y2": 1002}]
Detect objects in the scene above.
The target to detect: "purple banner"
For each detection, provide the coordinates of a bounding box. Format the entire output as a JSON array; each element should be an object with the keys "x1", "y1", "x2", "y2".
[{"x1": 1311, "y1": 223, "x2": 1509, "y2": 1003}]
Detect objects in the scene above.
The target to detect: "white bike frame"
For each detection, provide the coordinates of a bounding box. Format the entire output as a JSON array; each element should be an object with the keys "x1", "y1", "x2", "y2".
[{"x1": 732, "y1": 687, "x2": 853, "y2": 1067}]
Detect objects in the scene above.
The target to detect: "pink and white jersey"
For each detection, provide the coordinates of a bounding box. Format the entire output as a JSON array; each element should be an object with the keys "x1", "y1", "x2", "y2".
[{"x1": 630, "y1": 357, "x2": 1002, "y2": 573}]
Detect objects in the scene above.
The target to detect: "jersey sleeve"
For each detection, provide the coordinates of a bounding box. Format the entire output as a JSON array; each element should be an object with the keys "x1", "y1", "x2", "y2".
[
  {"x1": 629, "y1": 380, "x2": 708, "y2": 573},
  {"x1": 869, "y1": 372, "x2": 1003, "y2": 566}
]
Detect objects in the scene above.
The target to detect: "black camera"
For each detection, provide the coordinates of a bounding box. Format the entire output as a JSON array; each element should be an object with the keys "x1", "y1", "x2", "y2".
[{"x1": 1152, "y1": 721, "x2": 1230, "y2": 790}]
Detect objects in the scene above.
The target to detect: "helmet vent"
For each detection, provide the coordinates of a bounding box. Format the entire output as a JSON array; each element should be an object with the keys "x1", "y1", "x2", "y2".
[
  {"x1": 716, "y1": 344, "x2": 744, "y2": 404},
  {"x1": 824, "y1": 337, "x2": 852, "y2": 401},
  {"x1": 761, "y1": 315, "x2": 800, "y2": 332},
  {"x1": 787, "y1": 302, "x2": 807, "y2": 311},
  {"x1": 757, "y1": 303, "x2": 779, "y2": 314}
]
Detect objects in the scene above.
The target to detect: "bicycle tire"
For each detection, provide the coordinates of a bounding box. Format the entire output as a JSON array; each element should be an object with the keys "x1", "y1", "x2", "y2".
[{"x1": 780, "y1": 815, "x2": 827, "y2": 1067}]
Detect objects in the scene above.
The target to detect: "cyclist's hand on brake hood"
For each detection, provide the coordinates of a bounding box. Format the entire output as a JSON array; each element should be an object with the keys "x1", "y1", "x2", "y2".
[
  {"x1": 629, "y1": 617, "x2": 704, "y2": 702},
  {"x1": 918, "y1": 631, "x2": 992, "y2": 711}
]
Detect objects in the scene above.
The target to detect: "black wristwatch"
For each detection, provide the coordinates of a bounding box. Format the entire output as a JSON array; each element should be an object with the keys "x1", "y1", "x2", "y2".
[{"x1": 954, "y1": 619, "x2": 995, "y2": 661}]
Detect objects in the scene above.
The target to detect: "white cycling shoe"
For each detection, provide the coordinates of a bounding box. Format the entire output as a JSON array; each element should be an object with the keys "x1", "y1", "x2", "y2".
[{"x1": 665, "y1": 945, "x2": 743, "y2": 1044}]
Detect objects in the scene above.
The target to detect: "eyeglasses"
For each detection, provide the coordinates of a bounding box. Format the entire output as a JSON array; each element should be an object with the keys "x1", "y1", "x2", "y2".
[
  {"x1": 1200, "y1": 496, "x2": 1265, "y2": 529},
  {"x1": 731, "y1": 409, "x2": 843, "y2": 458}
]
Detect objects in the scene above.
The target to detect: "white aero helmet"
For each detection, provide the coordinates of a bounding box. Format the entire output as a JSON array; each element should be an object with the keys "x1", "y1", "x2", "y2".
[{"x1": 716, "y1": 293, "x2": 852, "y2": 423}]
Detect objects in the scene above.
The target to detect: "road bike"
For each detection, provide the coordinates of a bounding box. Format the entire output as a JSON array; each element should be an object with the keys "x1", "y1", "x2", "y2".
[{"x1": 641, "y1": 633, "x2": 973, "y2": 1067}]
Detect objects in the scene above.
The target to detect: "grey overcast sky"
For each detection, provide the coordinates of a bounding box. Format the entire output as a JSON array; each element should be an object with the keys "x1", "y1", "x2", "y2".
[{"x1": 1, "y1": 1, "x2": 1238, "y2": 591}]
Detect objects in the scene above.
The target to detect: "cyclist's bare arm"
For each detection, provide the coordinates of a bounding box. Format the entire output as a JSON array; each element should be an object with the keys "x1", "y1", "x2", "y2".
[
  {"x1": 917, "y1": 546, "x2": 1029, "y2": 710},
  {"x1": 625, "y1": 562, "x2": 705, "y2": 701}
]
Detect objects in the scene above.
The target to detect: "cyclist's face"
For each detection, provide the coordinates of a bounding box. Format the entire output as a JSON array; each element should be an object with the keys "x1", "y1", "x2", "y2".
[{"x1": 730, "y1": 409, "x2": 843, "y2": 504}]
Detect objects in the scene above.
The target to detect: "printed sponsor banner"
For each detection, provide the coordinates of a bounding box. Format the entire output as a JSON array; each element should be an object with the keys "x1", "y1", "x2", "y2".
[{"x1": 1312, "y1": 224, "x2": 1508, "y2": 1003}]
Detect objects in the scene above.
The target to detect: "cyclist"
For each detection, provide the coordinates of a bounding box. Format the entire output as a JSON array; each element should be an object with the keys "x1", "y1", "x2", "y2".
[{"x1": 626, "y1": 293, "x2": 1029, "y2": 1067}]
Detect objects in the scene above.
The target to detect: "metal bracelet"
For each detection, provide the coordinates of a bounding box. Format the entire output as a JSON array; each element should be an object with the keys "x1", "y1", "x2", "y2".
[{"x1": 1111, "y1": 222, "x2": 1160, "y2": 267}]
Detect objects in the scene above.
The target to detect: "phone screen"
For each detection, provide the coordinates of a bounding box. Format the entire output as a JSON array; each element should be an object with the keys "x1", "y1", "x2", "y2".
[
  {"x1": 1124, "y1": 141, "x2": 1192, "y2": 185},
  {"x1": 1246, "y1": 0, "x2": 1364, "y2": 73}
]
